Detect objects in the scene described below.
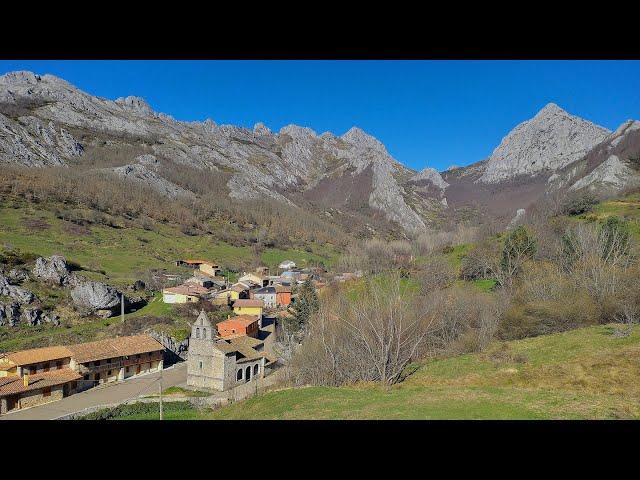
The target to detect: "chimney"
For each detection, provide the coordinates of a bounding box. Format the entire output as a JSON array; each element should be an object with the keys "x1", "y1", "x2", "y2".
[{"x1": 23, "y1": 374, "x2": 29, "y2": 387}]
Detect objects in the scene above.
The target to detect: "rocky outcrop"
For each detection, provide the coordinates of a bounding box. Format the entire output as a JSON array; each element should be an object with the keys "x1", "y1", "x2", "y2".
[
  {"x1": 0, "y1": 71, "x2": 436, "y2": 233},
  {"x1": 0, "y1": 302, "x2": 21, "y2": 327},
  {"x1": 32, "y1": 255, "x2": 76, "y2": 286},
  {"x1": 71, "y1": 281, "x2": 122, "y2": 314},
  {"x1": 478, "y1": 103, "x2": 610, "y2": 183},
  {"x1": 410, "y1": 168, "x2": 449, "y2": 191},
  {"x1": 109, "y1": 163, "x2": 194, "y2": 199},
  {"x1": 569, "y1": 155, "x2": 638, "y2": 193},
  {"x1": 0, "y1": 275, "x2": 35, "y2": 303}
]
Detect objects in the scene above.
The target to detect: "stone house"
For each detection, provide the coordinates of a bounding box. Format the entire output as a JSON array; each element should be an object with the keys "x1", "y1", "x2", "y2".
[
  {"x1": 187, "y1": 311, "x2": 276, "y2": 392},
  {"x1": 0, "y1": 334, "x2": 165, "y2": 416}
]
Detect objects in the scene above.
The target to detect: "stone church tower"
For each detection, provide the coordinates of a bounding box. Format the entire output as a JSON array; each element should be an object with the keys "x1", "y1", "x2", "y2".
[{"x1": 186, "y1": 311, "x2": 236, "y2": 391}]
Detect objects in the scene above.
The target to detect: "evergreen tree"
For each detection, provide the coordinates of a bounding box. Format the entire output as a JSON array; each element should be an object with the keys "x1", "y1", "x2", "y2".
[{"x1": 286, "y1": 277, "x2": 319, "y2": 335}]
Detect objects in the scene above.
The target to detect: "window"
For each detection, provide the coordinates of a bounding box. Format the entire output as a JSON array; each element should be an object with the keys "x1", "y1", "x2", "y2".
[
  {"x1": 237, "y1": 369, "x2": 243, "y2": 381},
  {"x1": 199, "y1": 361, "x2": 203, "y2": 370},
  {"x1": 203, "y1": 328, "x2": 207, "y2": 338},
  {"x1": 108, "y1": 370, "x2": 112, "y2": 376},
  {"x1": 43, "y1": 387, "x2": 51, "y2": 397},
  {"x1": 254, "y1": 364, "x2": 259, "y2": 376},
  {"x1": 196, "y1": 328, "x2": 200, "y2": 339}
]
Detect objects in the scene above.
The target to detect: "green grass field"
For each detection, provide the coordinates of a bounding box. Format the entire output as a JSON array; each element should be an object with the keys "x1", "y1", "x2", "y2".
[
  {"x1": 0, "y1": 198, "x2": 340, "y2": 288},
  {"x1": 198, "y1": 324, "x2": 640, "y2": 419}
]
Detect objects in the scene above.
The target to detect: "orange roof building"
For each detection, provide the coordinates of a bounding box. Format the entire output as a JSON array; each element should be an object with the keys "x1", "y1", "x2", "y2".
[{"x1": 216, "y1": 315, "x2": 259, "y2": 338}]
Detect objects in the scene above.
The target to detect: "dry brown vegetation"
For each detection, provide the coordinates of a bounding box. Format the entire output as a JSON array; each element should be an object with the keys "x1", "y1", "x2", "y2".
[{"x1": 0, "y1": 165, "x2": 350, "y2": 250}]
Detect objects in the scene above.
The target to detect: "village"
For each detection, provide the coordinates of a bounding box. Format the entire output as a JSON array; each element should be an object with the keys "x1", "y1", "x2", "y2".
[{"x1": 0, "y1": 257, "x2": 350, "y2": 417}]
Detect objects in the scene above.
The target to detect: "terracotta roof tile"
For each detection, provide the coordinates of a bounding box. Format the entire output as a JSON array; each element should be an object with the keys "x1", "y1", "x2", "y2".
[
  {"x1": 67, "y1": 335, "x2": 164, "y2": 364},
  {"x1": 0, "y1": 369, "x2": 81, "y2": 397},
  {"x1": 233, "y1": 299, "x2": 264, "y2": 308},
  {"x1": 163, "y1": 284, "x2": 209, "y2": 296},
  {"x1": 4, "y1": 346, "x2": 73, "y2": 367}
]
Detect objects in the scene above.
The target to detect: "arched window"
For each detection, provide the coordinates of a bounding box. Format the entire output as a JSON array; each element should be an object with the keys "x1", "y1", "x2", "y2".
[
  {"x1": 195, "y1": 328, "x2": 200, "y2": 339},
  {"x1": 202, "y1": 328, "x2": 207, "y2": 339},
  {"x1": 253, "y1": 364, "x2": 259, "y2": 376},
  {"x1": 245, "y1": 366, "x2": 251, "y2": 382},
  {"x1": 236, "y1": 369, "x2": 243, "y2": 381}
]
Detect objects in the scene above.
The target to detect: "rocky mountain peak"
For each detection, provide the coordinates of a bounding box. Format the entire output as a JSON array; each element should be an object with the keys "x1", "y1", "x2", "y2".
[
  {"x1": 534, "y1": 102, "x2": 565, "y2": 117},
  {"x1": 0, "y1": 70, "x2": 42, "y2": 85},
  {"x1": 279, "y1": 124, "x2": 317, "y2": 139},
  {"x1": 253, "y1": 122, "x2": 272, "y2": 135},
  {"x1": 341, "y1": 126, "x2": 387, "y2": 154},
  {"x1": 478, "y1": 103, "x2": 611, "y2": 183},
  {"x1": 115, "y1": 96, "x2": 154, "y2": 115}
]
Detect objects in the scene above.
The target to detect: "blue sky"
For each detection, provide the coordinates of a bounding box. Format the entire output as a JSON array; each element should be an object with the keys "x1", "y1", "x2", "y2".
[{"x1": 1, "y1": 60, "x2": 639, "y2": 171}]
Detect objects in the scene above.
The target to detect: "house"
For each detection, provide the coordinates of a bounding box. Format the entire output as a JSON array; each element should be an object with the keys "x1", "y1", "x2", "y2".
[
  {"x1": 251, "y1": 286, "x2": 277, "y2": 308},
  {"x1": 187, "y1": 312, "x2": 277, "y2": 391},
  {"x1": 216, "y1": 315, "x2": 259, "y2": 338},
  {"x1": 185, "y1": 276, "x2": 214, "y2": 289},
  {"x1": 230, "y1": 283, "x2": 250, "y2": 297},
  {"x1": 233, "y1": 298, "x2": 264, "y2": 317},
  {"x1": 278, "y1": 260, "x2": 296, "y2": 270},
  {"x1": 0, "y1": 334, "x2": 165, "y2": 415},
  {"x1": 238, "y1": 272, "x2": 268, "y2": 288},
  {"x1": 0, "y1": 369, "x2": 82, "y2": 415},
  {"x1": 212, "y1": 288, "x2": 240, "y2": 306},
  {"x1": 66, "y1": 335, "x2": 165, "y2": 390},
  {"x1": 275, "y1": 284, "x2": 292, "y2": 307},
  {"x1": 176, "y1": 259, "x2": 222, "y2": 278},
  {"x1": 281, "y1": 270, "x2": 301, "y2": 282},
  {"x1": 162, "y1": 284, "x2": 209, "y2": 303}
]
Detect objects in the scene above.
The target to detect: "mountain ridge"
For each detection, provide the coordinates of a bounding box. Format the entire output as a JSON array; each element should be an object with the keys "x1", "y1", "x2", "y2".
[{"x1": 1, "y1": 70, "x2": 638, "y2": 234}]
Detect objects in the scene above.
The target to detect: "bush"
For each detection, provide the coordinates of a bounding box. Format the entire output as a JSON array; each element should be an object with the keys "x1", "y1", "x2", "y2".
[{"x1": 562, "y1": 192, "x2": 598, "y2": 216}]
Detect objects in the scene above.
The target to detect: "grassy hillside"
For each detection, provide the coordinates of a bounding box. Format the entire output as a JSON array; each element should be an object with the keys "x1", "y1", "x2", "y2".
[
  {"x1": 0, "y1": 196, "x2": 340, "y2": 352},
  {"x1": 200, "y1": 324, "x2": 640, "y2": 419},
  {"x1": 0, "y1": 198, "x2": 339, "y2": 288}
]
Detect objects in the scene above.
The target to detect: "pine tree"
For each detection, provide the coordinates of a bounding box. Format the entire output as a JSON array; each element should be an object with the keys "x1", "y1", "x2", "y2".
[{"x1": 286, "y1": 277, "x2": 319, "y2": 335}]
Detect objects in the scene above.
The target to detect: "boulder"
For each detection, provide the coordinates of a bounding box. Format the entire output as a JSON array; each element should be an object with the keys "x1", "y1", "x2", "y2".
[
  {"x1": 32, "y1": 255, "x2": 76, "y2": 286},
  {"x1": 42, "y1": 312, "x2": 61, "y2": 326},
  {"x1": 2, "y1": 302, "x2": 21, "y2": 326},
  {"x1": 21, "y1": 307, "x2": 42, "y2": 326},
  {"x1": 7, "y1": 268, "x2": 29, "y2": 283},
  {"x1": 71, "y1": 281, "x2": 121, "y2": 312},
  {"x1": 0, "y1": 275, "x2": 35, "y2": 304}
]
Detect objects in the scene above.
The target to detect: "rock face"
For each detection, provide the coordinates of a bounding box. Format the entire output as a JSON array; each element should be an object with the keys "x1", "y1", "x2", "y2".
[
  {"x1": 71, "y1": 281, "x2": 122, "y2": 313},
  {"x1": 0, "y1": 275, "x2": 35, "y2": 304},
  {"x1": 478, "y1": 103, "x2": 610, "y2": 183},
  {"x1": 32, "y1": 255, "x2": 75, "y2": 286},
  {"x1": 109, "y1": 163, "x2": 194, "y2": 199},
  {"x1": 2, "y1": 71, "x2": 637, "y2": 233},
  {"x1": 0, "y1": 71, "x2": 442, "y2": 233},
  {"x1": 0, "y1": 302, "x2": 21, "y2": 327}
]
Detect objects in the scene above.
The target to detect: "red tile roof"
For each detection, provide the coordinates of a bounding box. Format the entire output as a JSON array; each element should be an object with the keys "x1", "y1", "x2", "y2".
[
  {"x1": 163, "y1": 284, "x2": 209, "y2": 296},
  {"x1": 4, "y1": 346, "x2": 73, "y2": 367},
  {"x1": 66, "y1": 334, "x2": 165, "y2": 364},
  {"x1": 0, "y1": 369, "x2": 81, "y2": 397},
  {"x1": 233, "y1": 299, "x2": 264, "y2": 308}
]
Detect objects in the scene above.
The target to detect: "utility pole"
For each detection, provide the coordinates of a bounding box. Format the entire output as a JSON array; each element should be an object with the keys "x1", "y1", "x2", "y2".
[
  {"x1": 159, "y1": 370, "x2": 163, "y2": 421},
  {"x1": 121, "y1": 293, "x2": 125, "y2": 323}
]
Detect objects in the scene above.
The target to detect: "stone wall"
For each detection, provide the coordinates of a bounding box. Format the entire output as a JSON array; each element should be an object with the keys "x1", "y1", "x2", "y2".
[{"x1": 16, "y1": 384, "x2": 64, "y2": 411}]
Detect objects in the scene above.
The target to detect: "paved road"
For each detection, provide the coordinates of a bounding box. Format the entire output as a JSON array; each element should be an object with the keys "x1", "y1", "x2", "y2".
[{"x1": 0, "y1": 362, "x2": 187, "y2": 420}]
